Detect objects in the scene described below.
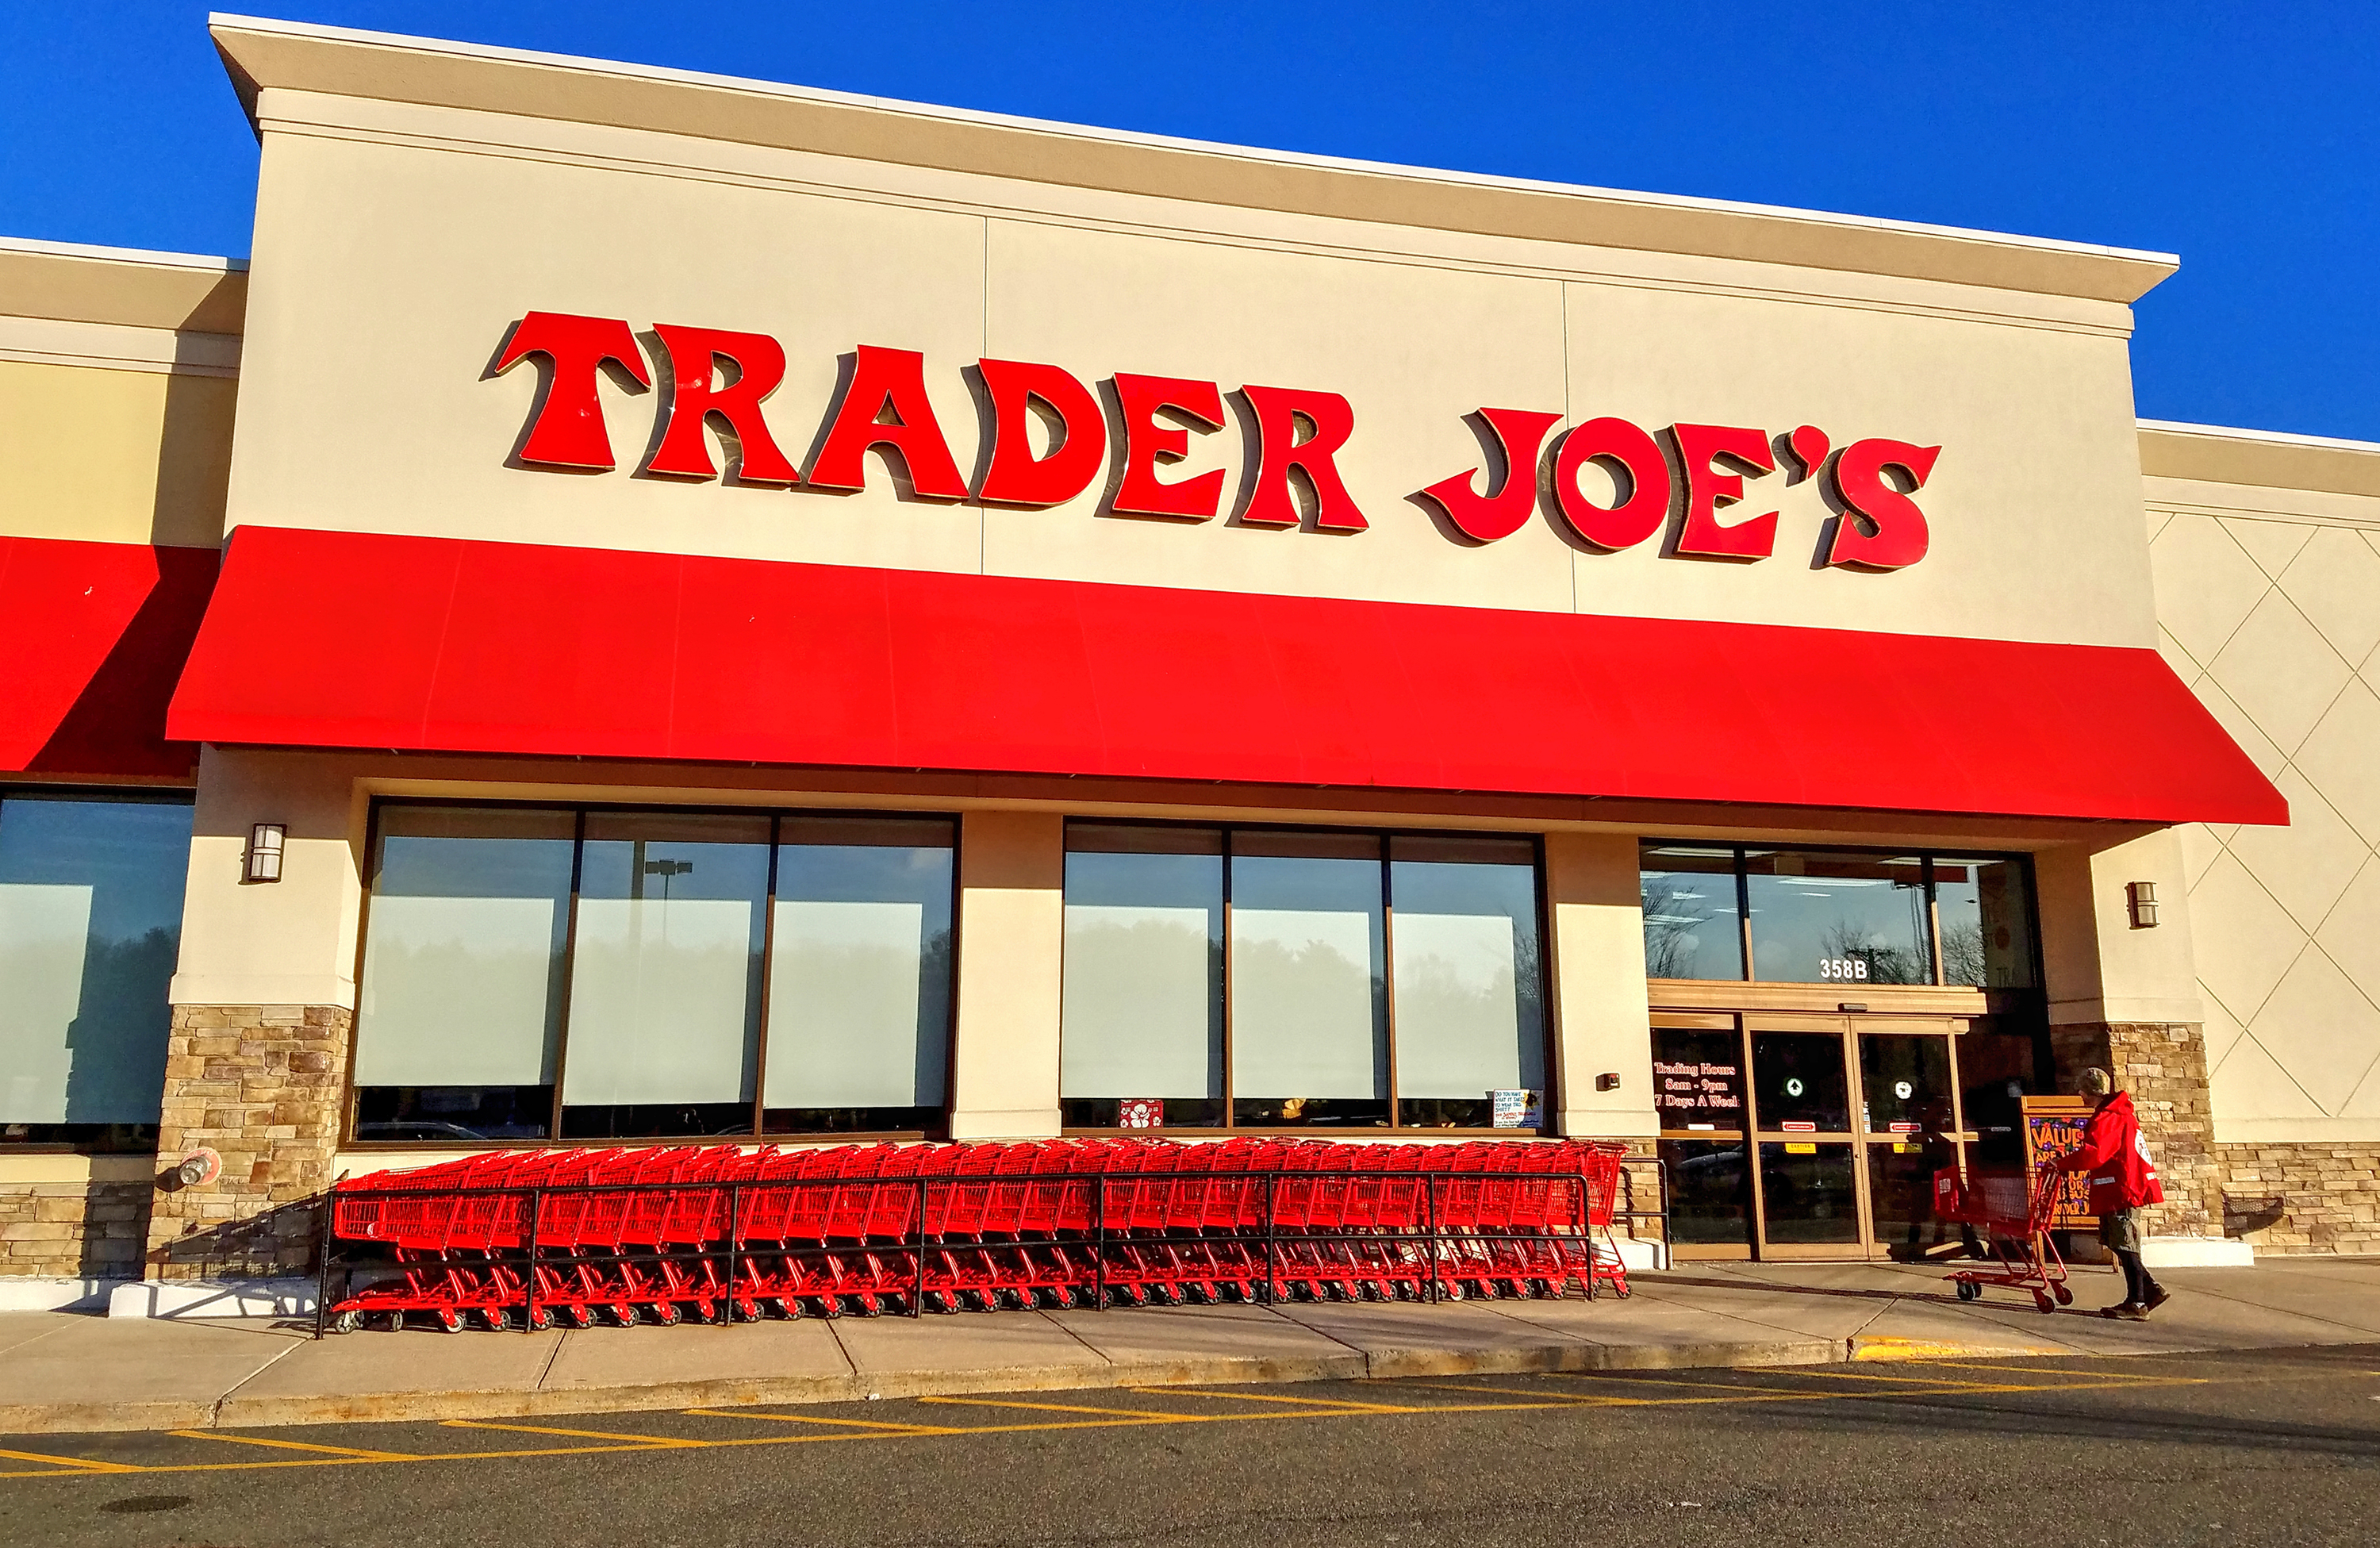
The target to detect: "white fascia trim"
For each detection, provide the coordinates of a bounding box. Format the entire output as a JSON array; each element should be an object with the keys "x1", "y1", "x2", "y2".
[
  {"x1": 2140, "y1": 417, "x2": 2380, "y2": 457},
  {"x1": 208, "y1": 12, "x2": 2176, "y2": 272},
  {"x1": 0, "y1": 232, "x2": 247, "y2": 274}
]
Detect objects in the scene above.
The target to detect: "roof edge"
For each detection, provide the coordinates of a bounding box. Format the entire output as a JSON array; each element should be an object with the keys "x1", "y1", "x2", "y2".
[
  {"x1": 0, "y1": 236, "x2": 248, "y2": 334},
  {"x1": 2140, "y1": 418, "x2": 2380, "y2": 500},
  {"x1": 207, "y1": 12, "x2": 2178, "y2": 305}
]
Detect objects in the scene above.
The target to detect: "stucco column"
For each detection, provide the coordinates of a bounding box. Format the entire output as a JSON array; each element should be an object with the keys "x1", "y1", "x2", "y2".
[
  {"x1": 146, "y1": 749, "x2": 363, "y2": 1277},
  {"x1": 946, "y1": 809, "x2": 1065, "y2": 1141},
  {"x1": 1544, "y1": 832, "x2": 1657, "y2": 1140},
  {"x1": 2035, "y1": 828, "x2": 2221, "y2": 1237}
]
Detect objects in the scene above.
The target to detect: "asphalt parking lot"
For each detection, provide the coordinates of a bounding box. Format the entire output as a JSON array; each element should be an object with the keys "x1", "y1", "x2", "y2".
[{"x1": 6, "y1": 1345, "x2": 2377, "y2": 1546}]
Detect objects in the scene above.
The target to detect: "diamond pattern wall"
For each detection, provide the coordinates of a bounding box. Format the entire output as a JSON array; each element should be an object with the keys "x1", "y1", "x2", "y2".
[{"x1": 2151, "y1": 509, "x2": 2380, "y2": 1124}]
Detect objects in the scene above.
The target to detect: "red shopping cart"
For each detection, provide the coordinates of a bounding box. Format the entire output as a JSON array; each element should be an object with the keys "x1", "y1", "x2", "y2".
[{"x1": 1937, "y1": 1162, "x2": 2072, "y2": 1312}]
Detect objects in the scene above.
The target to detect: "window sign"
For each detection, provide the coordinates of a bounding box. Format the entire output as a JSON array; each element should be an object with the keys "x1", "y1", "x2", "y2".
[{"x1": 1653, "y1": 1028, "x2": 1745, "y2": 1128}]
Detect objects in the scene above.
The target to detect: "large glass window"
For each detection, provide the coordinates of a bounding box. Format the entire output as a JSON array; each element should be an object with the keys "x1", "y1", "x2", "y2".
[
  {"x1": 1060, "y1": 825, "x2": 1223, "y2": 1130},
  {"x1": 0, "y1": 793, "x2": 191, "y2": 1150},
  {"x1": 1637, "y1": 842, "x2": 2039, "y2": 988},
  {"x1": 354, "y1": 807, "x2": 573, "y2": 1142},
  {"x1": 352, "y1": 805, "x2": 957, "y2": 1143},
  {"x1": 1745, "y1": 850, "x2": 1928, "y2": 986},
  {"x1": 764, "y1": 817, "x2": 955, "y2": 1135},
  {"x1": 1932, "y1": 857, "x2": 2038, "y2": 989},
  {"x1": 1389, "y1": 835, "x2": 1545, "y2": 1128},
  {"x1": 562, "y1": 814, "x2": 771, "y2": 1139},
  {"x1": 1058, "y1": 824, "x2": 1549, "y2": 1132},
  {"x1": 1639, "y1": 847, "x2": 1742, "y2": 981}
]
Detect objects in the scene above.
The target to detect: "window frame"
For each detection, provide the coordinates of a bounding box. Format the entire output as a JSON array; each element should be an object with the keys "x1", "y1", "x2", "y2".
[
  {"x1": 346, "y1": 798, "x2": 962, "y2": 1150},
  {"x1": 1058, "y1": 819, "x2": 1557, "y2": 1137},
  {"x1": 1637, "y1": 839, "x2": 2043, "y2": 990},
  {"x1": 0, "y1": 782, "x2": 197, "y2": 1154}
]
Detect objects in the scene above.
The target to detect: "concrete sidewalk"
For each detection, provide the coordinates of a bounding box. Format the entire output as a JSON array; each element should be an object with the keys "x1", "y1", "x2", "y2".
[{"x1": 4, "y1": 1256, "x2": 2376, "y2": 1435}]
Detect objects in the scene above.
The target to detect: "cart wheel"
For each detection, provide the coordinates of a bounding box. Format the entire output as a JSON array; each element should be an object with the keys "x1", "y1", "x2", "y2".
[
  {"x1": 436, "y1": 1309, "x2": 464, "y2": 1334},
  {"x1": 527, "y1": 1305, "x2": 555, "y2": 1332},
  {"x1": 1613, "y1": 1279, "x2": 1633, "y2": 1300},
  {"x1": 478, "y1": 1307, "x2": 510, "y2": 1332},
  {"x1": 2033, "y1": 1290, "x2": 2055, "y2": 1313},
  {"x1": 1955, "y1": 1279, "x2": 1977, "y2": 1302},
  {"x1": 567, "y1": 1304, "x2": 595, "y2": 1330},
  {"x1": 651, "y1": 1301, "x2": 681, "y2": 1327},
  {"x1": 331, "y1": 1309, "x2": 361, "y2": 1335},
  {"x1": 2052, "y1": 1283, "x2": 2074, "y2": 1307},
  {"x1": 609, "y1": 1304, "x2": 638, "y2": 1327}
]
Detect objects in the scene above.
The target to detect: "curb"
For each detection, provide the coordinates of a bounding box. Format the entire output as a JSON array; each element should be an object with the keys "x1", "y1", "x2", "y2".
[{"x1": 3, "y1": 1336, "x2": 1848, "y2": 1435}]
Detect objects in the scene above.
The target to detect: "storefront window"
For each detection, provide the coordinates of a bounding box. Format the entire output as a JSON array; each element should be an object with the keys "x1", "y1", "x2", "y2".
[
  {"x1": 1058, "y1": 823, "x2": 1550, "y2": 1131},
  {"x1": 1639, "y1": 846, "x2": 1742, "y2": 981},
  {"x1": 1389, "y1": 835, "x2": 1545, "y2": 1128},
  {"x1": 1638, "y1": 842, "x2": 2039, "y2": 989},
  {"x1": 1059, "y1": 825, "x2": 1224, "y2": 1130},
  {"x1": 1231, "y1": 832, "x2": 1389, "y2": 1127},
  {"x1": 1933, "y1": 857, "x2": 2037, "y2": 989},
  {"x1": 1745, "y1": 850, "x2": 1928, "y2": 985},
  {"x1": 353, "y1": 804, "x2": 957, "y2": 1143},
  {"x1": 763, "y1": 817, "x2": 954, "y2": 1135},
  {"x1": 354, "y1": 806, "x2": 574, "y2": 1141},
  {"x1": 0, "y1": 793, "x2": 191, "y2": 1150}
]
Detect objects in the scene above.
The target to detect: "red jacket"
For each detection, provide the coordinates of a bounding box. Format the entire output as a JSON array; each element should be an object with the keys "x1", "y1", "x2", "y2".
[{"x1": 2052, "y1": 1091, "x2": 2164, "y2": 1213}]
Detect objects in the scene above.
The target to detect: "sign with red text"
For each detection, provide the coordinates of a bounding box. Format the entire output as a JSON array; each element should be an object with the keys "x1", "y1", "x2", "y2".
[{"x1": 493, "y1": 312, "x2": 1942, "y2": 571}]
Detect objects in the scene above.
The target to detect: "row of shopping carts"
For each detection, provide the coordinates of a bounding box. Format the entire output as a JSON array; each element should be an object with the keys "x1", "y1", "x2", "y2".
[{"x1": 320, "y1": 1137, "x2": 1633, "y2": 1333}]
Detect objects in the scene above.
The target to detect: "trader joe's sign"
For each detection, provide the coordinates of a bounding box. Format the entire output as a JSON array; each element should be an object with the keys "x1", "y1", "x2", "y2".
[{"x1": 493, "y1": 311, "x2": 1941, "y2": 570}]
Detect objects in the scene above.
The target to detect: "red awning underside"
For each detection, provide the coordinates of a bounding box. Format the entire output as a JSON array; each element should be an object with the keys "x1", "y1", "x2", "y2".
[
  {"x1": 1, "y1": 535, "x2": 217, "y2": 776},
  {"x1": 166, "y1": 525, "x2": 2285, "y2": 826}
]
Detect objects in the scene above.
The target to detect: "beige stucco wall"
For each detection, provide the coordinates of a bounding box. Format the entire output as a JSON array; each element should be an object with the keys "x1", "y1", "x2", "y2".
[
  {"x1": 0, "y1": 340, "x2": 238, "y2": 550},
  {"x1": 1545, "y1": 833, "x2": 1658, "y2": 1139},
  {"x1": 221, "y1": 85, "x2": 2163, "y2": 651},
  {"x1": 2143, "y1": 431, "x2": 2380, "y2": 1142}
]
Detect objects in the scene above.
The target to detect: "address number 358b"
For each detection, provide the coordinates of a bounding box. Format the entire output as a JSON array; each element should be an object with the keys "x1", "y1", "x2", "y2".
[{"x1": 1817, "y1": 958, "x2": 1871, "y2": 981}]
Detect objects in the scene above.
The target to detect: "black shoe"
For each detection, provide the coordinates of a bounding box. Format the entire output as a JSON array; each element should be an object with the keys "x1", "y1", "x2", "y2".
[
  {"x1": 2099, "y1": 1301, "x2": 2146, "y2": 1320},
  {"x1": 2140, "y1": 1285, "x2": 2171, "y2": 1316}
]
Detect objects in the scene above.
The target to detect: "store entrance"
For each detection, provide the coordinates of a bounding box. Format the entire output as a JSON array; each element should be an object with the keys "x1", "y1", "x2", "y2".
[{"x1": 1656, "y1": 1012, "x2": 1999, "y2": 1261}]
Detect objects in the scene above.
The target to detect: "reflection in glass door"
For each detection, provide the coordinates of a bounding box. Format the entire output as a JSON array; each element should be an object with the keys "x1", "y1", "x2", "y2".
[
  {"x1": 1653, "y1": 1020, "x2": 1752, "y2": 1258},
  {"x1": 1749, "y1": 1028, "x2": 1864, "y2": 1254},
  {"x1": 1860, "y1": 1028, "x2": 1967, "y2": 1258}
]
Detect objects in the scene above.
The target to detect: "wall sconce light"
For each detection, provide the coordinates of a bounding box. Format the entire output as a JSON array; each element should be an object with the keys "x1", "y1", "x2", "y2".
[
  {"x1": 1595, "y1": 1073, "x2": 1621, "y2": 1093},
  {"x1": 245, "y1": 823, "x2": 287, "y2": 883},
  {"x1": 2126, "y1": 881, "x2": 2159, "y2": 928}
]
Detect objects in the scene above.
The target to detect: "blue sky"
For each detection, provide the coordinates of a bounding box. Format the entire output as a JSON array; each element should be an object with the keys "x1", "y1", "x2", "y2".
[{"x1": 4, "y1": 3, "x2": 2374, "y2": 440}]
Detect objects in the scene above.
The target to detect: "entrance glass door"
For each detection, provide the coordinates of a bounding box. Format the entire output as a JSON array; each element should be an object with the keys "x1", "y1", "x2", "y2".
[
  {"x1": 1859, "y1": 1025, "x2": 1968, "y2": 1259},
  {"x1": 1748, "y1": 1026, "x2": 1864, "y2": 1255}
]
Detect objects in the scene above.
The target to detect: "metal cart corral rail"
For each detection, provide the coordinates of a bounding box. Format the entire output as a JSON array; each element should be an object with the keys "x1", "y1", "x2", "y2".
[{"x1": 313, "y1": 1138, "x2": 1635, "y2": 1335}]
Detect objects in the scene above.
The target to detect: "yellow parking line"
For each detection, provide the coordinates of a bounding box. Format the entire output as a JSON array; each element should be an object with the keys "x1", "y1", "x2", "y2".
[
  {"x1": 440, "y1": 1419, "x2": 704, "y2": 1448},
  {"x1": 1128, "y1": 1387, "x2": 1416, "y2": 1413},
  {"x1": 169, "y1": 1431, "x2": 419, "y2": 1462},
  {"x1": 918, "y1": 1396, "x2": 1229, "y2": 1421},
  {"x1": 0, "y1": 1446, "x2": 142, "y2": 1474},
  {"x1": 683, "y1": 1408, "x2": 961, "y2": 1434}
]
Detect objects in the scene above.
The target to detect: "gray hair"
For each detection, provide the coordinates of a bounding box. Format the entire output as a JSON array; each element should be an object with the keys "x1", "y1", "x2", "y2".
[{"x1": 2079, "y1": 1067, "x2": 2114, "y2": 1097}]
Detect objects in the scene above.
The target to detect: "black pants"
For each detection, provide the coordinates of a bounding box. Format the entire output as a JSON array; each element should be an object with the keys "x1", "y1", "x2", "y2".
[{"x1": 2113, "y1": 1247, "x2": 2163, "y2": 1305}]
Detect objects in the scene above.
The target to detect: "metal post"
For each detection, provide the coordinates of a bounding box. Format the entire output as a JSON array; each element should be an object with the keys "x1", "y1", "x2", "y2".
[
  {"x1": 727, "y1": 1183, "x2": 743, "y2": 1323},
  {"x1": 524, "y1": 1188, "x2": 543, "y2": 1334},
  {"x1": 1093, "y1": 1175, "x2": 1107, "y2": 1312},
  {"x1": 312, "y1": 1185, "x2": 332, "y2": 1339},
  {"x1": 1426, "y1": 1173, "x2": 1439, "y2": 1305},
  {"x1": 913, "y1": 1177, "x2": 927, "y2": 1319},
  {"x1": 1263, "y1": 1173, "x2": 1276, "y2": 1307}
]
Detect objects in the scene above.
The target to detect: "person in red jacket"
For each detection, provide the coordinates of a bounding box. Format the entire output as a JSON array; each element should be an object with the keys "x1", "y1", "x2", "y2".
[{"x1": 2051, "y1": 1067, "x2": 2168, "y2": 1319}]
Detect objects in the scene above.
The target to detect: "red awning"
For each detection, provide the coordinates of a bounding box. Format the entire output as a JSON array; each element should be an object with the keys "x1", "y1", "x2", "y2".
[
  {"x1": 1, "y1": 535, "x2": 217, "y2": 776},
  {"x1": 167, "y1": 525, "x2": 2285, "y2": 825}
]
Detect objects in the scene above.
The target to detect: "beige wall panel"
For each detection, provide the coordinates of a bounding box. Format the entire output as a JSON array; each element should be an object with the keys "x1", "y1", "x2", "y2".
[
  {"x1": 1544, "y1": 832, "x2": 1657, "y2": 1138},
  {"x1": 228, "y1": 123, "x2": 987, "y2": 572},
  {"x1": 1563, "y1": 282, "x2": 2155, "y2": 647},
  {"x1": 2037, "y1": 828, "x2": 2202, "y2": 1028},
  {"x1": 946, "y1": 809, "x2": 1065, "y2": 1139},
  {"x1": 225, "y1": 90, "x2": 2164, "y2": 651},
  {"x1": 0, "y1": 359, "x2": 232, "y2": 547},
  {"x1": 2143, "y1": 477, "x2": 2380, "y2": 1143},
  {"x1": 171, "y1": 748, "x2": 366, "y2": 1009},
  {"x1": 978, "y1": 218, "x2": 1573, "y2": 612}
]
